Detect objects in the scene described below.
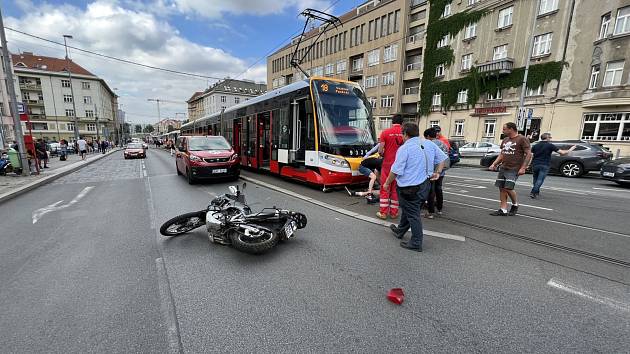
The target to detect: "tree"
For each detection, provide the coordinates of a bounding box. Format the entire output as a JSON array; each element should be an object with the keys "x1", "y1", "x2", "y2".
[
  {"x1": 123, "y1": 123, "x2": 131, "y2": 134},
  {"x1": 134, "y1": 124, "x2": 143, "y2": 134},
  {"x1": 167, "y1": 125, "x2": 174, "y2": 132},
  {"x1": 143, "y1": 125, "x2": 155, "y2": 133}
]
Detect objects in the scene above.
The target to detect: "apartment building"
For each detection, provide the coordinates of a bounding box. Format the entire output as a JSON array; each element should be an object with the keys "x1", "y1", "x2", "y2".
[
  {"x1": 154, "y1": 118, "x2": 183, "y2": 134},
  {"x1": 12, "y1": 52, "x2": 118, "y2": 143},
  {"x1": 421, "y1": 0, "x2": 630, "y2": 155},
  {"x1": 186, "y1": 78, "x2": 268, "y2": 122},
  {"x1": 267, "y1": 0, "x2": 429, "y2": 133},
  {"x1": 0, "y1": 53, "x2": 15, "y2": 148}
]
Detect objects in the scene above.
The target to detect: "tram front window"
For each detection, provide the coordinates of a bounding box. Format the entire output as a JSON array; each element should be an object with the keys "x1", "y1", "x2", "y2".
[{"x1": 312, "y1": 80, "x2": 375, "y2": 147}]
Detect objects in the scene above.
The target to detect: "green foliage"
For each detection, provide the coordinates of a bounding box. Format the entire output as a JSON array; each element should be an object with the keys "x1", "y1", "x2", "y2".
[
  {"x1": 134, "y1": 124, "x2": 142, "y2": 134},
  {"x1": 418, "y1": 1, "x2": 565, "y2": 115}
]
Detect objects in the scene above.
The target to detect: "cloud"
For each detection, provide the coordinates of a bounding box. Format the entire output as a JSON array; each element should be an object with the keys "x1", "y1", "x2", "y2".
[
  {"x1": 5, "y1": 1, "x2": 268, "y2": 124},
  {"x1": 169, "y1": 0, "x2": 333, "y2": 18}
]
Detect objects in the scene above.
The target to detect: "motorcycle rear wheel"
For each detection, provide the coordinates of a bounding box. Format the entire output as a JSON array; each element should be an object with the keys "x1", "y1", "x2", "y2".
[
  {"x1": 159, "y1": 211, "x2": 206, "y2": 236},
  {"x1": 229, "y1": 226, "x2": 279, "y2": 254}
]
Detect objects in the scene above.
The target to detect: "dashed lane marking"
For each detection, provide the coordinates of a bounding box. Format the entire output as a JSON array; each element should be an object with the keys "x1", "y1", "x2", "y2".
[
  {"x1": 547, "y1": 278, "x2": 630, "y2": 313},
  {"x1": 240, "y1": 175, "x2": 466, "y2": 242},
  {"x1": 443, "y1": 191, "x2": 554, "y2": 211}
]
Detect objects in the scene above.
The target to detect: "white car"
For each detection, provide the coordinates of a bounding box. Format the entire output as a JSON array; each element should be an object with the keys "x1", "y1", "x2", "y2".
[{"x1": 459, "y1": 142, "x2": 501, "y2": 157}]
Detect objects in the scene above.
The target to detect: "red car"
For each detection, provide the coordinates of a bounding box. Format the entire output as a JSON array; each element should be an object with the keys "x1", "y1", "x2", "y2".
[
  {"x1": 175, "y1": 135, "x2": 240, "y2": 184},
  {"x1": 124, "y1": 143, "x2": 146, "y2": 159}
]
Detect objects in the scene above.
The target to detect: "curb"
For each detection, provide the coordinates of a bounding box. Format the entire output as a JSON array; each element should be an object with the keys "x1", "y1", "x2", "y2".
[{"x1": 0, "y1": 149, "x2": 121, "y2": 204}]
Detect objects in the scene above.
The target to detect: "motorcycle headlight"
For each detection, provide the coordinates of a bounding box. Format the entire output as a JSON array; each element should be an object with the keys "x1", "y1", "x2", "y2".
[{"x1": 189, "y1": 154, "x2": 202, "y2": 162}]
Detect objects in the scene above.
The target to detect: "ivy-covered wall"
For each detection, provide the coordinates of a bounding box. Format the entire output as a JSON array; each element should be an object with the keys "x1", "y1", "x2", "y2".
[{"x1": 419, "y1": 0, "x2": 565, "y2": 116}]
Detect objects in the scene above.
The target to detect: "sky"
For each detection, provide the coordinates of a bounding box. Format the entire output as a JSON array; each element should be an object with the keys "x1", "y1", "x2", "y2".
[{"x1": 2, "y1": 0, "x2": 358, "y2": 125}]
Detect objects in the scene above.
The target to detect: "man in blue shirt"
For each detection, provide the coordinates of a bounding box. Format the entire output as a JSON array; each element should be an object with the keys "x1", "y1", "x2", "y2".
[
  {"x1": 529, "y1": 133, "x2": 575, "y2": 198},
  {"x1": 383, "y1": 122, "x2": 448, "y2": 252}
]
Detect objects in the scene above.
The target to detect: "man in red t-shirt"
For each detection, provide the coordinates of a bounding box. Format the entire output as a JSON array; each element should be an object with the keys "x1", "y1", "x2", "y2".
[
  {"x1": 434, "y1": 126, "x2": 451, "y2": 153},
  {"x1": 377, "y1": 114, "x2": 404, "y2": 219}
]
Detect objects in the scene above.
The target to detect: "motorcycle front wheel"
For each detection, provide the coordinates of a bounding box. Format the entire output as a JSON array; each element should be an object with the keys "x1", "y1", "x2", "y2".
[
  {"x1": 229, "y1": 226, "x2": 279, "y2": 254},
  {"x1": 159, "y1": 211, "x2": 206, "y2": 236}
]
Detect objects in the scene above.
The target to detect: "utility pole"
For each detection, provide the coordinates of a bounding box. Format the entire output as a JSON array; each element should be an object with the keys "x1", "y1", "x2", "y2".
[
  {"x1": 147, "y1": 98, "x2": 161, "y2": 134},
  {"x1": 94, "y1": 103, "x2": 99, "y2": 141},
  {"x1": 0, "y1": 8, "x2": 29, "y2": 175},
  {"x1": 63, "y1": 34, "x2": 80, "y2": 141},
  {"x1": 516, "y1": 0, "x2": 541, "y2": 133}
]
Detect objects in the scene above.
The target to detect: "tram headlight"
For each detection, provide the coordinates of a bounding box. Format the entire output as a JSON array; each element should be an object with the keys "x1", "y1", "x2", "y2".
[{"x1": 319, "y1": 152, "x2": 350, "y2": 169}]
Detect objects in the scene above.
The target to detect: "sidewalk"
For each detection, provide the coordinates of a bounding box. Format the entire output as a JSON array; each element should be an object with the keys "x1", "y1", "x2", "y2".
[{"x1": 0, "y1": 149, "x2": 119, "y2": 203}]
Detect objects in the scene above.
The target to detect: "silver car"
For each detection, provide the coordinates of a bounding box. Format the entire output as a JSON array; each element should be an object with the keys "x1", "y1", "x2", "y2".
[{"x1": 459, "y1": 142, "x2": 501, "y2": 157}]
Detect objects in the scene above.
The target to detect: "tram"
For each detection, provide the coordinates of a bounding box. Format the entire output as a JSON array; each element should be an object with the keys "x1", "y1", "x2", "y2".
[{"x1": 179, "y1": 77, "x2": 376, "y2": 188}]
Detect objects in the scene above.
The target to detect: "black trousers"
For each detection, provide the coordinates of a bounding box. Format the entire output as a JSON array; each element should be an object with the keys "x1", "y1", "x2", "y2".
[{"x1": 427, "y1": 176, "x2": 444, "y2": 213}]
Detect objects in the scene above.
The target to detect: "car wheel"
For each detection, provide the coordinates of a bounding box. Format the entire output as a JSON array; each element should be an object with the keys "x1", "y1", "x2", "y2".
[
  {"x1": 186, "y1": 168, "x2": 195, "y2": 185},
  {"x1": 560, "y1": 161, "x2": 583, "y2": 178}
]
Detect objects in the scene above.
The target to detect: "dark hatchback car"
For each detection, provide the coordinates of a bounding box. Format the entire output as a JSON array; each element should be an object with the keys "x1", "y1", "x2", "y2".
[
  {"x1": 600, "y1": 158, "x2": 630, "y2": 186},
  {"x1": 480, "y1": 140, "x2": 612, "y2": 177},
  {"x1": 175, "y1": 135, "x2": 239, "y2": 184},
  {"x1": 448, "y1": 140, "x2": 461, "y2": 167}
]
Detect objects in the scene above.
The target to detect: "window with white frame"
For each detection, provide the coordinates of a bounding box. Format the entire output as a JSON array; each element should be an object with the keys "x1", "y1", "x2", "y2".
[
  {"x1": 599, "y1": 13, "x2": 611, "y2": 39},
  {"x1": 65, "y1": 109, "x2": 75, "y2": 116},
  {"x1": 435, "y1": 64, "x2": 445, "y2": 77},
  {"x1": 487, "y1": 89, "x2": 502, "y2": 100},
  {"x1": 87, "y1": 123, "x2": 96, "y2": 132},
  {"x1": 221, "y1": 95, "x2": 226, "y2": 103},
  {"x1": 432, "y1": 93, "x2": 441, "y2": 106},
  {"x1": 603, "y1": 61, "x2": 624, "y2": 86},
  {"x1": 336, "y1": 59, "x2": 347, "y2": 73},
  {"x1": 83, "y1": 96, "x2": 92, "y2": 104},
  {"x1": 453, "y1": 120, "x2": 465, "y2": 136},
  {"x1": 497, "y1": 6, "x2": 513, "y2": 28},
  {"x1": 369, "y1": 97, "x2": 377, "y2": 108},
  {"x1": 581, "y1": 113, "x2": 630, "y2": 141},
  {"x1": 461, "y1": 54, "x2": 472, "y2": 71},
  {"x1": 381, "y1": 95, "x2": 394, "y2": 108},
  {"x1": 352, "y1": 57, "x2": 363, "y2": 71},
  {"x1": 67, "y1": 123, "x2": 75, "y2": 132},
  {"x1": 383, "y1": 44, "x2": 398, "y2": 62},
  {"x1": 538, "y1": 0, "x2": 558, "y2": 15},
  {"x1": 61, "y1": 80, "x2": 71, "y2": 88},
  {"x1": 430, "y1": 120, "x2": 440, "y2": 127},
  {"x1": 325, "y1": 63, "x2": 334, "y2": 75},
  {"x1": 367, "y1": 49, "x2": 380, "y2": 66},
  {"x1": 235, "y1": 97, "x2": 240, "y2": 104},
  {"x1": 457, "y1": 90, "x2": 468, "y2": 104},
  {"x1": 468, "y1": 0, "x2": 478, "y2": 5},
  {"x1": 437, "y1": 35, "x2": 449, "y2": 48},
  {"x1": 526, "y1": 85, "x2": 544, "y2": 96},
  {"x1": 364, "y1": 75, "x2": 378, "y2": 88},
  {"x1": 81, "y1": 82, "x2": 90, "y2": 89},
  {"x1": 493, "y1": 44, "x2": 508, "y2": 60},
  {"x1": 312, "y1": 66, "x2": 324, "y2": 76},
  {"x1": 464, "y1": 22, "x2": 477, "y2": 39},
  {"x1": 382, "y1": 72, "x2": 396, "y2": 86},
  {"x1": 442, "y1": 2, "x2": 451, "y2": 18},
  {"x1": 85, "y1": 110, "x2": 94, "y2": 118},
  {"x1": 484, "y1": 119, "x2": 496, "y2": 137},
  {"x1": 532, "y1": 33, "x2": 553, "y2": 56},
  {"x1": 614, "y1": 6, "x2": 630, "y2": 35},
  {"x1": 380, "y1": 117, "x2": 392, "y2": 129},
  {"x1": 63, "y1": 94, "x2": 73, "y2": 103},
  {"x1": 588, "y1": 65, "x2": 600, "y2": 89}
]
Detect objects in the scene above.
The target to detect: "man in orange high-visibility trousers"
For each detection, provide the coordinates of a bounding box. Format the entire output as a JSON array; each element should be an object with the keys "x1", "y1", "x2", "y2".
[{"x1": 377, "y1": 114, "x2": 404, "y2": 219}]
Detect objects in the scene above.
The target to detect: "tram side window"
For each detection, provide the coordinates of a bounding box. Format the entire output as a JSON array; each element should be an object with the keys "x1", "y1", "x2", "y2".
[
  {"x1": 272, "y1": 109, "x2": 280, "y2": 160},
  {"x1": 305, "y1": 102, "x2": 316, "y2": 151},
  {"x1": 248, "y1": 116, "x2": 256, "y2": 156},
  {"x1": 278, "y1": 107, "x2": 290, "y2": 149}
]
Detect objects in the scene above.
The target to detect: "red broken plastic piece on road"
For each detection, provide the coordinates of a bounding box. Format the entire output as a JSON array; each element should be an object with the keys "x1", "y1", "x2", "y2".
[{"x1": 387, "y1": 288, "x2": 404, "y2": 305}]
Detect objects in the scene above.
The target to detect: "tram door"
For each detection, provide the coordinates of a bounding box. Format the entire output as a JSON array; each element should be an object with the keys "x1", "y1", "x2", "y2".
[
  {"x1": 257, "y1": 111, "x2": 271, "y2": 169},
  {"x1": 233, "y1": 120, "x2": 241, "y2": 157},
  {"x1": 291, "y1": 97, "x2": 309, "y2": 163}
]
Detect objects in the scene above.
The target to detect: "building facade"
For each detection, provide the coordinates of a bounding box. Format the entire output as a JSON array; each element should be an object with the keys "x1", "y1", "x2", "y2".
[
  {"x1": 154, "y1": 118, "x2": 183, "y2": 134},
  {"x1": 0, "y1": 53, "x2": 15, "y2": 148},
  {"x1": 267, "y1": 0, "x2": 429, "y2": 132},
  {"x1": 420, "y1": 0, "x2": 630, "y2": 156},
  {"x1": 12, "y1": 52, "x2": 118, "y2": 143},
  {"x1": 186, "y1": 78, "x2": 268, "y2": 122}
]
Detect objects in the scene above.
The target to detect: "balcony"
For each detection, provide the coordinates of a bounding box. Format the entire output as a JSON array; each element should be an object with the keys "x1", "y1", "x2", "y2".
[
  {"x1": 403, "y1": 62, "x2": 422, "y2": 81},
  {"x1": 406, "y1": 33, "x2": 424, "y2": 50},
  {"x1": 25, "y1": 99, "x2": 45, "y2": 107},
  {"x1": 476, "y1": 58, "x2": 514, "y2": 76},
  {"x1": 19, "y1": 83, "x2": 42, "y2": 90}
]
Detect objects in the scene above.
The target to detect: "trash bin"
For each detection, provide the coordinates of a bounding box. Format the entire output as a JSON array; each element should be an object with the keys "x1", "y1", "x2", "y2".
[{"x1": 7, "y1": 148, "x2": 22, "y2": 169}]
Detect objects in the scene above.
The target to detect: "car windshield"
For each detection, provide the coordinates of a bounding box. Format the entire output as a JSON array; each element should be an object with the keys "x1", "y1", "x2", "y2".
[
  {"x1": 311, "y1": 79, "x2": 375, "y2": 147},
  {"x1": 189, "y1": 137, "x2": 231, "y2": 151},
  {"x1": 127, "y1": 143, "x2": 143, "y2": 149}
]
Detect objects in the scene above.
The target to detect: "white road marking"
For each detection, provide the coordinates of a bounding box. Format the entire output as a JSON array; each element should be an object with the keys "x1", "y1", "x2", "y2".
[
  {"x1": 547, "y1": 278, "x2": 630, "y2": 313},
  {"x1": 240, "y1": 176, "x2": 466, "y2": 242},
  {"x1": 445, "y1": 200, "x2": 630, "y2": 238},
  {"x1": 448, "y1": 174, "x2": 598, "y2": 195},
  {"x1": 444, "y1": 182, "x2": 486, "y2": 189},
  {"x1": 32, "y1": 186, "x2": 95, "y2": 224},
  {"x1": 443, "y1": 191, "x2": 553, "y2": 211},
  {"x1": 593, "y1": 187, "x2": 630, "y2": 193}
]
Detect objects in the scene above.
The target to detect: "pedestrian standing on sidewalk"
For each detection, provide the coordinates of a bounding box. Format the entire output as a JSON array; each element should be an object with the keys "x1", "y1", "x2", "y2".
[
  {"x1": 377, "y1": 114, "x2": 404, "y2": 220},
  {"x1": 385, "y1": 122, "x2": 447, "y2": 252},
  {"x1": 60, "y1": 139, "x2": 68, "y2": 161},
  {"x1": 529, "y1": 133, "x2": 575, "y2": 198},
  {"x1": 77, "y1": 136, "x2": 88, "y2": 160},
  {"x1": 489, "y1": 122, "x2": 532, "y2": 216},
  {"x1": 423, "y1": 128, "x2": 449, "y2": 219},
  {"x1": 35, "y1": 139, "x2": 48, "y2": 169}
]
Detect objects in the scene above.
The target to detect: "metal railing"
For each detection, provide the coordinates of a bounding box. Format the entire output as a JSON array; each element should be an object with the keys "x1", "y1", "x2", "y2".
[{"x1": 476, "y1": 58, "x2": 514, "y2": 75}]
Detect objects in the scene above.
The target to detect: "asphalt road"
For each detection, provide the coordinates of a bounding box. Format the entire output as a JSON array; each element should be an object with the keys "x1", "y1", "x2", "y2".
[{"x1": 1, "y1": 149, "x2": 629, "y2": 353}]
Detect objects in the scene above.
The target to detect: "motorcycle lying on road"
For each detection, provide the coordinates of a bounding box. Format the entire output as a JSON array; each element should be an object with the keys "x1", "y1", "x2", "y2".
[{"x1": 159, "y1": 183, "x2": 307, "y2": 254}]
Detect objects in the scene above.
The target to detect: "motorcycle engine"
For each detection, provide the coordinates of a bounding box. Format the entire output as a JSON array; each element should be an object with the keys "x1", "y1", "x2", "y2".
[{"x1": 206, "y1": 210, "x2": 224, "y2": 233}]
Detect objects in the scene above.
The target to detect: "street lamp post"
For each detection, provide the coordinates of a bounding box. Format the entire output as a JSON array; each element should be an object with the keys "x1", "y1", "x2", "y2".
[
  {"x1": 63, "y1": 34, "x2": 80, "y2": 142},
  {"x1": 147, "y1": 98, "x2": 161, "y2": 134}
]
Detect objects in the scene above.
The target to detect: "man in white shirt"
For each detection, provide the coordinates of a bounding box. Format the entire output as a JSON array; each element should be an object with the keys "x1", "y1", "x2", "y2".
[{"x1": 77, "y1": 137, "x2": 88, "y2": 160}]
